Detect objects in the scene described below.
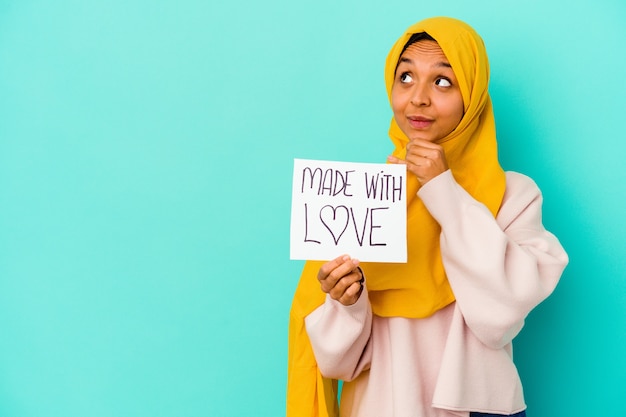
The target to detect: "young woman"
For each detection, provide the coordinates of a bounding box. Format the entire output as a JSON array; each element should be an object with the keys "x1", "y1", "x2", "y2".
[{"x1": 287, "y1": 16, "x2": 568, "y2": 417}]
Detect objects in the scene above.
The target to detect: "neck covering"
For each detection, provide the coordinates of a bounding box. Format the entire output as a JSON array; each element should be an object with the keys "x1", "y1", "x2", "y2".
[{"x1": 287, "y1": 17, "x2": 506, "y2": 417}]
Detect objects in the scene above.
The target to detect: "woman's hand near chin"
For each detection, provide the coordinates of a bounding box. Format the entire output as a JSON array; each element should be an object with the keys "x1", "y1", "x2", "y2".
[{"x1": 387, "y1": 138, "x2": 449, "y2": 184}]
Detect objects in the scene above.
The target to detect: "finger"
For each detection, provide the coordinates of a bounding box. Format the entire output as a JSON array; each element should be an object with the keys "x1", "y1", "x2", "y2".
[
  {"x1": 318, "y1": 255, "x2": 351, "y2": 281},
  {"x1": 328, "y1": 268, "x2": 363, "y2": 301},
  {"x1": 407, "y1": 146, "x2": 438, "y2": 160},
  {"x1": 320, "y1": 257, "x2": 360, "y2": 293},
  {"x1": 407, "y1": 139, "x2": 443, "y2": 155},
  {"x1": 387, "y1": 155, "x2": 406, "y2": 165},
  {"x1": 325, "y1": 260, "x2": 360, "y2": 292},
  {"x1": 338, "y1": 281, "x2": 364, "y2": 306},
  {"x1": 409, "y1": 137, "x2": 441, "y2": 149},
  {"x1": 406, "y1": 152, "x2": 431, "y2": 163}
]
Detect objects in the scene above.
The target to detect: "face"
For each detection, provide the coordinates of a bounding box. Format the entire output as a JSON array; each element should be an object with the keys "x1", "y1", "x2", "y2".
[{"x1": 391, "y1": 40, "x2": 464, "y2": 143}]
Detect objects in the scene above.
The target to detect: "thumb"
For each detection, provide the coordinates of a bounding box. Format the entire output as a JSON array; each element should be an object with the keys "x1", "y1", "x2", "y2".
[{"x1": 387, "y1": 155, "x2": 406, "y2": 165}]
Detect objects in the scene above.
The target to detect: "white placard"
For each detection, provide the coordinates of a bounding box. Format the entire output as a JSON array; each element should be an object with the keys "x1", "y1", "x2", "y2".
[{"x1": 290, "y1": 158, "x2": 407, "y2": 263}]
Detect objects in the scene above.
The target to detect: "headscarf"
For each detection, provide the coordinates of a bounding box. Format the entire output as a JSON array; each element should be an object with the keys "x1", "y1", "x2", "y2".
[{"x1": 287, "y1": 16, "x2": 506, "y2": 417}]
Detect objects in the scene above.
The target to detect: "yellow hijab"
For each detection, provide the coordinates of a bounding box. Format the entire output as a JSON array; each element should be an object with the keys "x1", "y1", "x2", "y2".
[{"x1": 287, "y1": 17, "x2": 506, "y2": 417}]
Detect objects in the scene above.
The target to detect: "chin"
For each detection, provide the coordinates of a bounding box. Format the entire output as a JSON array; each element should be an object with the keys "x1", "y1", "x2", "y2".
[{"x1": 409, "y1": 134, "x2": 436, "y2": 142}]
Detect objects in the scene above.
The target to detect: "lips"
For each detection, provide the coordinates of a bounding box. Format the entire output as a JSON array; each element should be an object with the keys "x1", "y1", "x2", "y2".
[{"x1": 407, "y1": 115, "x2": 433, "y2": 129}]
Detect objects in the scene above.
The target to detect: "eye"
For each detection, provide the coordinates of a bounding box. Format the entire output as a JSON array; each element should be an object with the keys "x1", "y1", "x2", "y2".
[
  {"x1": 399, "y1": 72, "x2": 413, "y2": 83},
  {"x1": 435, "y1": 78, "x2": 452, "y2": 87}
]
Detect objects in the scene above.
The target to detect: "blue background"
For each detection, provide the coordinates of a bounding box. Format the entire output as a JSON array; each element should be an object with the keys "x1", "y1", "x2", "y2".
[{"x1": 1, "y1": 0, "x2": 624, "y2": 415}]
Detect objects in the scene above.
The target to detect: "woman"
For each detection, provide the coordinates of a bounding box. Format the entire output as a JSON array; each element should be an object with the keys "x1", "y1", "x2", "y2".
[{"x1": 287, "y1": 17, "x2": 568, "y2": 417}]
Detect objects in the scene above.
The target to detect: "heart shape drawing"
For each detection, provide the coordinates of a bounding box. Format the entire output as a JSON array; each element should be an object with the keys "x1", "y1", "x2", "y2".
[{"x1": 319, "y1": 205, "x2": 349, "y2": 245}]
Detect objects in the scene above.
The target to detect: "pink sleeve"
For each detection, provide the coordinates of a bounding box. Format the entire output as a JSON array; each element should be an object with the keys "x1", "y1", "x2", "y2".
[
  {"x1": 418, "y1": 170, "x2": 569, "y2": 349},
  {"x1": 304, "y1": 288, "x2": 373, "y2": 381}
]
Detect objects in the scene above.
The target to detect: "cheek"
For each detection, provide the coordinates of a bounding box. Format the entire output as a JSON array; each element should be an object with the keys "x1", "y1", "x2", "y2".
[
  {"x1": 455, "y1": 93, "x2": 465, "y2": 118},
  {"x1": 444, "y1": 96, "x2": 464, "y2": 126},
  {"x1": 455, "y1": 106, "x2": 465, "y2": 126},
  {"x1": 391, "y1": 91, "x2": 407, "y2": 117}
]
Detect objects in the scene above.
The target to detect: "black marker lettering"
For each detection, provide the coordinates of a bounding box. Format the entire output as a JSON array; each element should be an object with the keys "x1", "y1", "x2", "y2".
[
  {"x1": 303, "y1": 203, "x2": 321, "y2": 244},
  {"x1": 364, "y1": 171, "x2": 379, "y2": 199},
  {"x1": 332, "y1": 169, "x2": 354, "y2": 197},
  {"x1": 392, "y1": 175, "x2": 403, "y2": 202},
  {"x1": 349, "y1": 207, "x2": 368, "y2": 246},
  {"x1": 321, "y1": 169, "x2": 333, "y2": 195},
  {"x1": 369, "y1": 207, "x2": 389, "y2": 246},
  {"x1": 301, "y1": 167, "x2": 323, "y2": 194}
]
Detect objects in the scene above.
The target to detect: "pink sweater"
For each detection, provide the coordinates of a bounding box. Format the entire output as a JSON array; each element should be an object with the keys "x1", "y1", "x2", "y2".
[{"x1": 305, "y1": 170, "x2": 569, "y2": 417}]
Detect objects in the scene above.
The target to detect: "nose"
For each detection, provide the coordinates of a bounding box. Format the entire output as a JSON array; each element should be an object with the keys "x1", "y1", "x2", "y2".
[{"x1": 410, "y1": 83, "x2": 430, "y2": 107}]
